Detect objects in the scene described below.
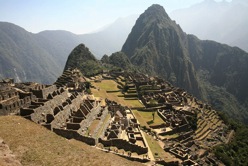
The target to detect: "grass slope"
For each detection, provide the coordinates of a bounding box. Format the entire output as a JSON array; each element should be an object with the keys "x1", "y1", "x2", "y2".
[{"x1": 0, "y1": 116, "x2": 144, "y2": 166}]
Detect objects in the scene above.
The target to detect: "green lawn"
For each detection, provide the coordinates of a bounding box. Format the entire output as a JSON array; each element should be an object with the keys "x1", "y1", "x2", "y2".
[
  {"x1": 124, "y1": 99, "x2": 143, "y2": 107},
  {"x1": 136, "y1": 111, "x2": 164, "y2": 126},
  {"x1": 132, "y1": 110, "x2": 164, "y2": 127},
  {"x1": 143, "y1": 132, "x2": 165, "y2": 159},
  {"x1": 91, "y1": 80, "x2": 144, "y2": 108},
  {"x1": 93, "y1": 80, "x2": 119, "y2": 91},
  {"x1": 132, "y1": 110, "x2": 150, "y2": 128}
]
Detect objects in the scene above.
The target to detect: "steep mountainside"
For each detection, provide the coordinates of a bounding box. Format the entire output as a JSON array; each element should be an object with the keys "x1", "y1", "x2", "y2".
[
  {"x1": 0, "y1": 17, "x2": 136, "y2": 83},
  {"x1": 101, "y1": 52, "x2": 134, "y2": 71},
  {"x1": 0, "y1": 22, "x2": 60, "y2": 84},
  {"x1": 121, "y1": 4, "x2": 248, "y2": 123},
  {"x1": 122, "y1": 4, "x2": 201, "y2": 97},
  {"x1": 36, "y1": 30, "x2": 82, "y2": 68},
  {"x1": 64, "y1": 44, "x2": 102, "y2": 76},
  {"x1": 64, "y1": 44, "x2": 134, "y2": 76},
  {"x1": 187, "y1": 35, "x2": 248, "y2": 122},
  {"x1": 170, "y1": 0, "x2": 248, "y2": 52}
]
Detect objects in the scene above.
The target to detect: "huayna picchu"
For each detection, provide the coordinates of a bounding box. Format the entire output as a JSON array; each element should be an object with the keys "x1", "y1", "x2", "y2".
[
  {"x1": 1, "y1": 3, "x2": 248, "y2": 166},
  {"x1": 121, "y1": 4, "x2": 248, "y2": 125}
]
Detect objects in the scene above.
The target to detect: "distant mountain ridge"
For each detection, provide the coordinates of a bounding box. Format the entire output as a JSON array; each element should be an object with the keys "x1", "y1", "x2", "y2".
[
  {"x1": 0, "y1": 16, "x2": 136, "y2": 83},
  {"x1": 80, "y1": 15, "x2": 137, "y2": 57},
  {"x1": 0, "y1": 22, "x2": 61, "y2": 84},
  {"x1": 170, "y1": 0, "x2": 248, "y2": 52}
]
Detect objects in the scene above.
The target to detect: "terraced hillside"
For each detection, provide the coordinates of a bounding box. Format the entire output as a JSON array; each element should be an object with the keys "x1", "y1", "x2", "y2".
[
  {"x1": 0, "y1": 69, "x2": 234, "y2": 165},
  {"x1": 95, "y1": 71, "x2": 233, "y2": 165}
]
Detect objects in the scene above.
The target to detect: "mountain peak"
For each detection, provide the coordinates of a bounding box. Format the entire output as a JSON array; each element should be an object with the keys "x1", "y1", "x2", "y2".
[
  {"x1": 64, "y1": 44, "x2": 103, "y2": 76},
  {"x1": 64, "y1": 43, "x2": 96, "y2": 71},
  {"x1": 140, "y1": 4, "x2": 170, "y2": 23},
  {"x1": 146, "y1": 4, "x2": 167, "y2": 14},
  {"x1": 122, "y1": 4, "x2": 200, "y2": 97}
]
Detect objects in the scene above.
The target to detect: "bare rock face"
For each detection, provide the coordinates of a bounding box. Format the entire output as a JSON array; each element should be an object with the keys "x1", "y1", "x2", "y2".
[{"x1": 0, "y1": 138, "x2": 22, "y2": 166}]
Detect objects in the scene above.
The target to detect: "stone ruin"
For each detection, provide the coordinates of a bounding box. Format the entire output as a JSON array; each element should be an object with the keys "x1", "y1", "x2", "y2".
[
  {"x1": 99, "y1": 99, "x2": 148, "y2": 155},
  {"x1": 0, "y1": 81, "x2": 36, "y2": 116},
  {"x1": 0, "y1": 69, "x2": 150, "y2": 161},
  {"x1": 0, "y1": 70, "x2": 100, "y2": 146},
  {"x1": 54, "y1": 68, "x2": 86, "y2": 92},
  {"x1": 0, "y1": 69, "x2": 234, "y2": 165},
  {"x1": 113, "y1": 71, "x2": 232, "y2": 165}
]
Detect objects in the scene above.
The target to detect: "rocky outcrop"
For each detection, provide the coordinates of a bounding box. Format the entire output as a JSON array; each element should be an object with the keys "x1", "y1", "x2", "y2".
[{"x1": 0, "y1": 138, "x2": 22, "y2": 166}]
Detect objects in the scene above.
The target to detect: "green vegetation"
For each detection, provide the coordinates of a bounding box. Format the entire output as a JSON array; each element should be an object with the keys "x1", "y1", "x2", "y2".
[
  {"x1": 214, "y1": 126, "x2": 248, "y2": 166},
  {"x1": 187, "y1": 114, "x2": 197, "y2": 130},
  {"x1": 148, "y1": 99, "x2": 158, "y2": 107},
  {"x1": 91, "y1": 79, "x2": 143, "y2": 108},
  {"x1": 198, "y1": 70, "x2": 248, "y2": 124},
  {"x1": 211, "y1": 111, "x2": 248, "y2": 166},
  {"x1": 64, "y1": 44, "x2": 103, "y2": 77},
  {"x1": 132, "y1": 110, "x2": 164, "y2": 127},
  {"x1": 121, "y1": 4, "x2": 248, "y2": 125},
  {"x1": 0, "y1": 22, "x2": 62, "y2": 84},
  {"x1": 93, "y1": 80, "x2": 119, "y2": 91},
  {"x1": 108, "y1": 52, "x2": 134, "y2": 71},
  {"x1": 143, "y1": 132, "x2": 167, "y2": 160}
]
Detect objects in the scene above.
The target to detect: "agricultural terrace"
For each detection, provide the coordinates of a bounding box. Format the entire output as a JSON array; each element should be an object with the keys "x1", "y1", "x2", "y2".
[
  {"x1": 132, "y1": 110, "x2": 164, "y2": 127},
  {"x1": 91, "y1": 79, "x2": 143, "y2": 108},
  {"x1": 91, "y1": 79, "x2": 165, "y2": 127}
]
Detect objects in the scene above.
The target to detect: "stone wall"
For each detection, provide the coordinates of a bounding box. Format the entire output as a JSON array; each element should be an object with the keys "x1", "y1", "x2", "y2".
[
  {"x1": 78, "y1": 103, "x2": 101, "y2": 135},
  {"x1": 31, "y1": 85, "x2": 57, "y2": 99},
  {"x1": 0, "y1": 89, "x2": 18, "y2": 101},
  {"x1": 1, "y1": 96, "x2": 33, "y2": 116},
  {"x1": 53, "y1": 128, "x2": 96, "y2": 145},
  {"x1": 51, "y1": 93, "x2": 82, "y2": 129},
  {"x1": 149, "y1": 123, "x2": 167, "y2": 129},
  {"x1": 99, "y1": 138, "x2": 148, "y2": 155},
  {"x1": 156, "y1": 160, "x2": 179, "y2": 166},
  {"x1": 0, "y1": 86, "x2": 34, "y2": 115},
  {"x1": 92, "y1": 107, "x2": 110, "y2": 138},
  {"x1": 22, "y1": 90, "x2": 69, "y2": 124}
]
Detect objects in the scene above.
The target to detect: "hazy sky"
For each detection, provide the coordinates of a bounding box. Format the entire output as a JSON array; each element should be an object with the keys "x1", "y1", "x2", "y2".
[{"x1": 0, "y1": 0, "x2": 232, "y2": 34}]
